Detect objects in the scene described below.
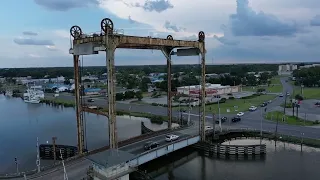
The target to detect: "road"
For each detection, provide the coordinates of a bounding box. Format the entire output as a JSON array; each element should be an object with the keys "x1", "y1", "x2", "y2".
[{"x1": 22, "y1": 77, "x2": 320, "y2": 179}]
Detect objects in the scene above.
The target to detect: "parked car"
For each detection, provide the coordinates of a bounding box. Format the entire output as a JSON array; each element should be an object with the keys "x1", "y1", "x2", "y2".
[
  {"x1": 165, "y1": 134, "x2": 179, "y2": 142},
  {"x1": 237, "y1": 112, "x2": 244, "y2": 116},
  {"x1": 315, "y1": 102, "x2": 320, "y2": 107},
  {"x1": 144, "y1": 141, "x2": 159, "y2": 150},
  {"x1": 231, "y1": 117, "x2": 241, "y2": 122},
  {"x1": 279, "y1": 94, "x2": 284, "y2": 97},
  {"x1": 249, "y1": 106, "x2": 257, "y2": 111},
  {"x1": 215, "y1": 117, "x2": 227, "y2": 124},
  {"x1": 260, "y1": 102, "x2": 267, "y2": 107},
  {"x1": 87, "y1": 98, "x2": 94, "y2": 102}
]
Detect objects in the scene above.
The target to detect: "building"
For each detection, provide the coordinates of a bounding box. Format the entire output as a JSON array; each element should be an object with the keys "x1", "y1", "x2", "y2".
[
  {"x1": 177, "y1": 83, "x2": 240, "y2": 97},
  {"x1": 278, "y1": 64, "x2": 297, "y2": 75},
  {"x1": 87, "y1": 149, "x2": 134, "y2": 180},
  {"x1": 84, "y1": 88, "x2": 102, "y2": 95},
  {"x1": 299, "y1": 64, "x2": 320, "y2": 69}
]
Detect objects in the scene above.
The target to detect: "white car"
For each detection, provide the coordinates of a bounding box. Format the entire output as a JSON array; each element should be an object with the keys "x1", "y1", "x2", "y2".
[
  {"x1": 237, "y1": 112, "x2": 244, "y2": 116},
  {"x1": 205, "y1": 126, "x2": 213, "y2": 131},
  {"x1": 249, "y1": 106, "x2": 257, "y2": 111},
  {"x1": 165, "y1": 134, "x2": 179, "y2": 142}
]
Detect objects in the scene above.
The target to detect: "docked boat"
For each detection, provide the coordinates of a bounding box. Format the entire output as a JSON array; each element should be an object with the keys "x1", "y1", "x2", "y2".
[
  {"x1": 24, "y1": 96, "x2": 40, "y2": 104},
  {"x1": 5, "y1": 90, "x2": 13, "y2": 97},
  {"x1": 23, "y1": 84, "x2": 45, "y2": 100}
]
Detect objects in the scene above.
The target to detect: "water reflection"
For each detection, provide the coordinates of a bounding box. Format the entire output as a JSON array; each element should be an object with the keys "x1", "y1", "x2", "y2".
[
  {"x1": 139, "y1": 139, "x2": 320, "y2": 180},
  {"x1": 0, "y1": 95, "x2": 166, "y2": 173}
]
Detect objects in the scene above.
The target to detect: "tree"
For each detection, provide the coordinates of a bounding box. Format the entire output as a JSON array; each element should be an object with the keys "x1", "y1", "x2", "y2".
[
  {"x1": 139, "y1": 77, "x2": 151, "y2": 92},
  {"x1": 135, "y1": 91, "x2": 143, "y2": 101}
]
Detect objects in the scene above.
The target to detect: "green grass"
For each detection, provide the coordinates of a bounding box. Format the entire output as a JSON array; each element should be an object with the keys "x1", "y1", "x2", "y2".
[
  {"x1": 292, "y1": 86, "x2": 320, "y2": 99},
  {"x1": 242, "y1": 85, "x2": 282, "y2": 93},
  {"x1": 242, "y1": 77, "x2": 283, "y2": 93},
  {"x1": 205, "y1": 94, "x2": 276, "y2": 114},
  {"x1": 270, "y1": 77, "x2": 281, "y2": 84},
  {"x1": 265, "y1": 111, "x2": 318, "y2": 126}
]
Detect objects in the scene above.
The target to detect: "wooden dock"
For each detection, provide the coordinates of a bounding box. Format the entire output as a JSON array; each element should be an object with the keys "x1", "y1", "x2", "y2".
[{"x1": 193, "y1": 142, "x2": 266, "y2": 157}]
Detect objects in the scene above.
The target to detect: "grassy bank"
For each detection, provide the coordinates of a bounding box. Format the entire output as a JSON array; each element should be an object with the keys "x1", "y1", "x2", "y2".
[
  {"x1": 112, "y1": 109, "x2": 169, "y2": 124},
  {"x1": 205, "y1": 94, "x2": 276, "y2": 114},
  {"x1": 41, "y1": 98, "x2": 170, "y2": 124},
  {"x1": 40, "y1": 98, "x2": 75, "y2": 107},
  {"x1": 293, "y1": 86, "x2": 320, "y2": 99},
  {"x1": 265, "y1": 111, "x2": 319, "y2": 126}
]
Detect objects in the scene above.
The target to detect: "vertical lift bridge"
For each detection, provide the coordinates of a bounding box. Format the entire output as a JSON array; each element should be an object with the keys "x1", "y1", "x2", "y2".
[{"x1": 69, "y1": 18, "x2": 207, "y2": 154}]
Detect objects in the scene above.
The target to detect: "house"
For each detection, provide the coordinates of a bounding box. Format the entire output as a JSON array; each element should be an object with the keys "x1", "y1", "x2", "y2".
[{"x1": 84, "y1": 88, "x2": 102, "y2": 95}]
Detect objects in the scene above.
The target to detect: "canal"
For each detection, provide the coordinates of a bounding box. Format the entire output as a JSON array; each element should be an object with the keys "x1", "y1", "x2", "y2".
[
  {"x1": 137, "y1": 139, "x2": 320, "y2": 180},
  {"x1": 0, "y1": 95, "x2": 168, "y2": 174}
]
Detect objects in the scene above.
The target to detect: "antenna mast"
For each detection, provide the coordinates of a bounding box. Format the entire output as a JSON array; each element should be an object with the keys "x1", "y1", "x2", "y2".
[{"x1": 36, "y1": 137, "x2": 41, "y2": 173}]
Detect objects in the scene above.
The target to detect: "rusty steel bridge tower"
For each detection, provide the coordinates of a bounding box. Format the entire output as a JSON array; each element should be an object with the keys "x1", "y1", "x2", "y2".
[{"x1": 69, "y1": 18, "x2": 207, "y2": 154}]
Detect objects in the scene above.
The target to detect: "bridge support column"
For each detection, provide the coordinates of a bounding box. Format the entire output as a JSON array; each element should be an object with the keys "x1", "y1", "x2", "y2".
[
  {"x1": 162, "y1": 48, "x2": 173, "y2": 129},
  {"x1": 106, "y1": 42, "x2": 118, "y2": 149},
  {"x1": 200, "y1": 40, "x2": 206, "y2": 141},
  {"x1": 73, "y1": 55, "x2": 85, "y2": 154}
]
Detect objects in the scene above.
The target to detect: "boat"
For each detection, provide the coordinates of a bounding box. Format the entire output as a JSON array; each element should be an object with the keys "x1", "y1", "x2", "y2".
[
  {"x1": 5, "y1": 90, "x2": 13, "y2": 97},
  {"x1": 24, "y1": 97, "x2": 40, "y2": 104},
  {"x1": 23, "y1": 84, "x2": 45, "y2": 100},
  {"x1": 24, "y1": 84, "x2": 41, "y2": 104}
]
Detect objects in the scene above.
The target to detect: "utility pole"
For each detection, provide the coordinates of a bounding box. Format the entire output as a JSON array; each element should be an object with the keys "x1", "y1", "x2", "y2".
[
  {"x1": 36, "y1": 137, "x2": 41, "y2": 173},
  {"x1": 296, "y1": 104, "x2": 299, "y2": 120},
  {"x1": 283, "y1": 91, "x2": 288, "y2": 122},
  {"x1": 212, "y1": 113, "x2": 216, "y2": 139},
  {"x1": 14, "y1": 157, "x2": 19, "y2": 174},
  {"x1": 218, "y1": 98, "x2": 222, "y2": 132},
  {"x1": 52, "y1": 137, "x2": 57, "y2": 163},
  {"x1": 60, "y1": 149, "x2": 69, "y2": 180},
  {"x1": 275, "y1": 112, "x2": 279, "y2": 147}
]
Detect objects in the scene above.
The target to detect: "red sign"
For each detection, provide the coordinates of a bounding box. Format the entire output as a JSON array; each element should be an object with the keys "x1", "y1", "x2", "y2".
[{"x1": 189, "y1": 89, "x2": 218, "y2": 95}]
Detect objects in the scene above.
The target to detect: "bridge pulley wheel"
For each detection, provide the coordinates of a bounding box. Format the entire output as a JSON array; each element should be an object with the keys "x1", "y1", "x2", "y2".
[
  {"x1": 101, "y1": 18, "x2": 114, "y2": 34},
  {"x1": 198, "y1": 31, "x2": 205, "y2": 42},
  {"x1": 167, "y1": 35, "x2": 173, "y2": 40},
  {"x1": 70, "y1": 25, "x2": 82, "y2": 38}
]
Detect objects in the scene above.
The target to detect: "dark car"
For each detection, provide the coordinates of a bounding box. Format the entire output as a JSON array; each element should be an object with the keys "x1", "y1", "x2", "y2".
[
  {"x1": 87, "y1": 99, "x2": 94, "y2": 102},
  {"x1": 215, "y1": 117, "x2": 227, "y2": 124},
  {"x1": 231, "y1": 117, "x2": 241, "y2": 122},
  {"x1": 260, "y1": 102, "x2": 267, "y2": 107},
  {"x1": 144, "y1": 141, "x2": 159, "y2": 150},
  {"x1": 315, "y1": 102, "x2": 320, "y2": 107}
]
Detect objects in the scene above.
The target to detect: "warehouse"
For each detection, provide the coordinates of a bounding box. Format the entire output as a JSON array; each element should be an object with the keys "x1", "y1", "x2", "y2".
[{"x1": 177, "y1": 83, "x2": 240, "y2": 97}]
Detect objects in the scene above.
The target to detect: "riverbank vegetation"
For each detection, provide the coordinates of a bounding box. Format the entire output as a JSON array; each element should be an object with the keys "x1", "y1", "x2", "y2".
[{"x1": 265, "y1": 111, "x2": 319, "y2": 126}]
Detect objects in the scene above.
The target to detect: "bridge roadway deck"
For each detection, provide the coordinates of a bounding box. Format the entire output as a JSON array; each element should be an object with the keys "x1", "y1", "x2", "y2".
[{"x1": 11, "y1": 125, "x2": 200, "y2": 180}]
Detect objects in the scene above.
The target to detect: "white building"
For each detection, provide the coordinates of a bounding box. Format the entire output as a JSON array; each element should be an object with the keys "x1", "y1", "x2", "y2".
[
  {"x1": 177, "y1": 83, "x2": 240, "y2": 97},
  {"x1": 299, "y1": 64, "x2": 320, "y2": 69},
  {"x1": 278, "y1": 64, "x2": 298, "y2": 75}
]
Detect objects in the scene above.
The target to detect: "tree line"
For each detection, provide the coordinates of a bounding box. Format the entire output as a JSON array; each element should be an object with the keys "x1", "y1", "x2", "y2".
[
  {"x1": 0, "y1": 64, "x2": 278, "y2": 79},
  {"x1": 292, "y1": 67, "x2": 320, "y2": 87}
]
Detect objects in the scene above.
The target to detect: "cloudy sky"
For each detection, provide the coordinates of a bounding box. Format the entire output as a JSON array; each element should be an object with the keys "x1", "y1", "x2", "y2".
[{"x1": 1, "y1": 0, "x2": 320, "y2": 68}]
